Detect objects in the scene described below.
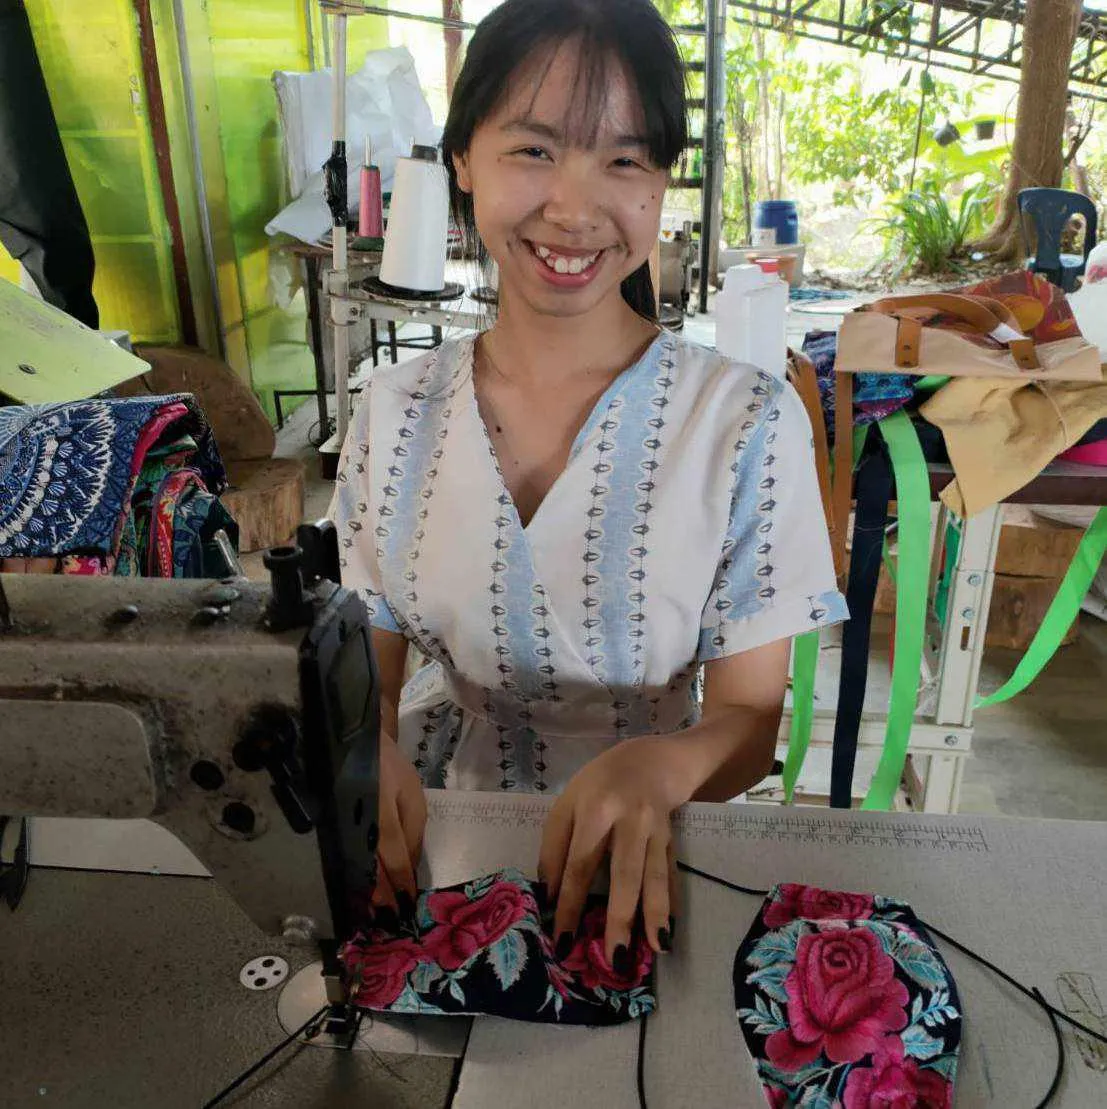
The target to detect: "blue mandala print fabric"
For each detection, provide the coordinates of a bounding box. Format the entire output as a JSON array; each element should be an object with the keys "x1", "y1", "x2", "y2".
[{"x1": 0, "y1": 394, "x2": 226, "y2": 559}]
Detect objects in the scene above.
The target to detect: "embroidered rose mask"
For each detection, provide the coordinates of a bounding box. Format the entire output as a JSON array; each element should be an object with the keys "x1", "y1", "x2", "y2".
[
  {"x1": 734, "y1": 884, "x2": 962, "y2": 1108},
  {"x1": 341, "y1": 868, "x2": 655, "y2": 1025}
]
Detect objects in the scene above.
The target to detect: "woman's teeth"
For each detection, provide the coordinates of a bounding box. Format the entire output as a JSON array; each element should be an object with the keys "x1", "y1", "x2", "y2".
[{"x1": 534, "y1": 244, "x2": 600, "y2": 275}]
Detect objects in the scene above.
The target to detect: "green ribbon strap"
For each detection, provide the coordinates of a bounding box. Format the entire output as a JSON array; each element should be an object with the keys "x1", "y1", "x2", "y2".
[
  {"x1": 783, "y1": 630, "x2": 820, "y2": 803},
  {"x1": 862, "y1": 410, "x2": 930, "y2": 811},
  {"x1": 977, "y1": 507, "x2": 1107, "y2": 709}
]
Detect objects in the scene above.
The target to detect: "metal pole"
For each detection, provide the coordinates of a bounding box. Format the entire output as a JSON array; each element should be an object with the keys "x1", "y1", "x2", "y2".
[
  {"x1": 330, "y1": 14, "x2": 352, "y2": 447},
  {"x1": 699, "y1": 0, "x2": 727, "y2": 314},
  {"x1": 171, "y1": 0, "x2": 227, "y2": 361}
]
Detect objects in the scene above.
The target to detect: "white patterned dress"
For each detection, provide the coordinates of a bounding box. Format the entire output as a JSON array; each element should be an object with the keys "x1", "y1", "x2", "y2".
[{"x1": 330, "y1": 332, "x2": 847, "y2": 793}]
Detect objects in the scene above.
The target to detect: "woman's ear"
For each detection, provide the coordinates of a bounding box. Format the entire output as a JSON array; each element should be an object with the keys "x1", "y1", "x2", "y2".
[{"x1": 453, "y1": 151, "x2": 473, "y2": 194}]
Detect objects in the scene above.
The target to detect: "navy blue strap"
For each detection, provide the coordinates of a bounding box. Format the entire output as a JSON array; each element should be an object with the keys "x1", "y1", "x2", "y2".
[{"x1": 830, "y1": 427, "x2": 893, "y2": 808}]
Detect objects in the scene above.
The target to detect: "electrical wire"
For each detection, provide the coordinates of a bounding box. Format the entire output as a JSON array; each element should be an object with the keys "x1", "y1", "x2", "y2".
[{"x1": 201, "y1": 1004, "x2": 329, "y2": 1108}]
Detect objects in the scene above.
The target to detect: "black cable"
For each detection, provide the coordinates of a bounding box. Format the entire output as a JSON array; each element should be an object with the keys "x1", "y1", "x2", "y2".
[
  {"x1": 636, "y1": 1011, "x2": 649, "y2": 1109},
  {"x1": 1032, "y1": 987, "x2": 1066, "y2": 1109},
  {"x1": 202, "y1": 1004, "x2": 329, "y2": 1109},
  {"x1": 916, "y1": 916, "x2": 1107, "y2": 1046},
  {"x1": 675, "y1": 860, "x2": 768, "y2": 897}
]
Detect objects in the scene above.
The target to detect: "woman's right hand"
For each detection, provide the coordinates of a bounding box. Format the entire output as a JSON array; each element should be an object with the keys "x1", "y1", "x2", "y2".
[{"x1": 374, "y1": 733, "x2": 427, "y2": 917}]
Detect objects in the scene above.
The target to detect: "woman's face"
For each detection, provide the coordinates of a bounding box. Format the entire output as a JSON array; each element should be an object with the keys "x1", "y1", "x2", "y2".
[{"x1": 453, "y1": 41, "x2": 668, "y2": 320}]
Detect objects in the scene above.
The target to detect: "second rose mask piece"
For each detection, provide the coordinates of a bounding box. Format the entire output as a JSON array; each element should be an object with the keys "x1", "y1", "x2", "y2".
[{"x1": 734, "y1": 883, "x2": 962, "y2": 1108}]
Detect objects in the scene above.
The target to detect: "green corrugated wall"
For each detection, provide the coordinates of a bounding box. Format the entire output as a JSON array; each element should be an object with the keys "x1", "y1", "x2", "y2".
[{"x1": 2, "y1": 0, "x2": 389, "y2": 421}]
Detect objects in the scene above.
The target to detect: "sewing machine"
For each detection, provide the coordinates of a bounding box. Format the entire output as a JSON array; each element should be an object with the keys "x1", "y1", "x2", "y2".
[
  {"x1": 0, "y1": 522, "x2": 380, "y2": 1026},
  {"x1": 4, "y1": 549, "x2": 1107, "y2": 1105}
]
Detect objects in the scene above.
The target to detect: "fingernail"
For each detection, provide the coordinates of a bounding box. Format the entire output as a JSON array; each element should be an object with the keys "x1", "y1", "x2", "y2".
[
  {"x1": 613, "y1": 943, "x2": 631, "y2": 977},
  {"x1": 669, "y1": 915, "x2": 677, "y2": 941},
  {"x1": 658, "y1": 927, "x2": 672, "y2": 953},
  {"x1": 555, "y1": 931, "x2": 574, "y2": 960},
  {"x1": 396, "y1": 890, "x2": 416, "y2": 922}
]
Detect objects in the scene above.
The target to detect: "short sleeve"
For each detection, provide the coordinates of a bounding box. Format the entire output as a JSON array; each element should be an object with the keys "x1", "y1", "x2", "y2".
[
  {"x1": 698, "y1": 379, "x2": 848, "y2": 661},
  {"x1": 328, "y1": 385, "x2": 404, "y2": 635}
]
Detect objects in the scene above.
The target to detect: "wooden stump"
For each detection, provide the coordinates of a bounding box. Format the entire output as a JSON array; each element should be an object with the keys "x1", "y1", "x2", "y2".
[{"x1": 222, "y1": 458, "x2": 305, "y2": 553}]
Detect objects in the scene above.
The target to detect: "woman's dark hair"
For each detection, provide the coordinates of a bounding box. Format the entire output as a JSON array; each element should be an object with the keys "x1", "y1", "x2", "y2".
[{"x1": 441, "y1": 0, "x2": 688, "y2": 321}]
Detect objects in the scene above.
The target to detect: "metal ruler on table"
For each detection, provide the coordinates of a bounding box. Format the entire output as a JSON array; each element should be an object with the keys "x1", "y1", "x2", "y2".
[{"x1": 426, "y1": 795, "x2": 991, "y2": 853}]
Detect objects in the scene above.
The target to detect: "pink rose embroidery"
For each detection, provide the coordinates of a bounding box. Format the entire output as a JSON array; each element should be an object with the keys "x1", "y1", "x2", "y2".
[
  {"x1": 346, "y1": 937, "x2": 420, "y2": 1007},
  {"x1": 766, "y1": 927, "x2": 908, "y2": 1069},
  {"x1": 422, "y1": 880, "x2": 533, "y2": 971},
  {"x1": 561, "y1": 907, "x2": 653, "y2": 992},
  {"x1": 763, "y1": 884, "x2": 875, "y2": 928},
  {"x1": 843, "y1": 1036, "x2": 953, "y2": 1108}
]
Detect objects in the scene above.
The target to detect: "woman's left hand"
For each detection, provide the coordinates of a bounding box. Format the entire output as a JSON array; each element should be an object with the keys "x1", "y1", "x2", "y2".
[{"x1": 538, "y1": 736, "x2": 689, "y2": 969}]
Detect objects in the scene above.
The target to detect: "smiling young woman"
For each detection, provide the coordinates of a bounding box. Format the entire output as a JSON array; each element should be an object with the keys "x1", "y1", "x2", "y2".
[{"x1": 330, "y1": 0, "x2": 847, "y2": 973}]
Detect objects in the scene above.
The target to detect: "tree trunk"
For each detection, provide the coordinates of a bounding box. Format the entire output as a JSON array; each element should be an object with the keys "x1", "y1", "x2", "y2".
[
  {"x1": 975, "y1": 0, "x2": 1082, "y2": 260},
  {"x1": 775, "y1": 88, "x2": 786, "y2": 200},
  {"x1": 752, "y1": 28, "x2": 774, "y2": 200},
  {"x1": 729, "y1": 82, "x2": 754, "y2": 241}
]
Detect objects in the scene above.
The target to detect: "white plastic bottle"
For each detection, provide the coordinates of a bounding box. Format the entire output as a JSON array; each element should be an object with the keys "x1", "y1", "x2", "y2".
[{"x1": 714, "y1": 262, "x2": 789, "y2": 378}]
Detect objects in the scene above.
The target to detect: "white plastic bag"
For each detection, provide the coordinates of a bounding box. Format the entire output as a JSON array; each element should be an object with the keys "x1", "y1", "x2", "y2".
[{"x1": 267, "y1": 47, "x2": 439, "y2": 244}]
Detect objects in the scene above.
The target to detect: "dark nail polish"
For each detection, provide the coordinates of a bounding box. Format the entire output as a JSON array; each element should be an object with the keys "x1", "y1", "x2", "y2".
[
  {"x1": 658, "y1": 927, "x2": 672, "y2": 953},
  {"x1": 613, "y1": 943, "x2": 631, "y2": 977},
  {"x1": 396, "y1": 890, "x2": 416, "y2": 921},
  {"x1": 555, "y1": 931, "x2": 574, "y2": 960},
  {"x1": 668, "y1": 915, "x2": 677, "y2": 941}
]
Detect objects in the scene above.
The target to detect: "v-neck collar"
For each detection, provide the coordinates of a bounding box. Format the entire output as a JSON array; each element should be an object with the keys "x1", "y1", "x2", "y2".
[{"x1": 465, "y1": 330, "x2": 666, "y2": 535}]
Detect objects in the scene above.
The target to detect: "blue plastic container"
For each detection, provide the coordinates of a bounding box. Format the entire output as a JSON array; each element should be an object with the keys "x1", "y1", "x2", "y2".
[{"x1": 754, "y1": 200, "x2": 799, "y2": 246}]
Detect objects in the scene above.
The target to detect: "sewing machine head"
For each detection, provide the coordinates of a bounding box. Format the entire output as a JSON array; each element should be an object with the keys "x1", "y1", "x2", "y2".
[{"x1": 0, "y1": 522, "x2": 379, "y2": 947}]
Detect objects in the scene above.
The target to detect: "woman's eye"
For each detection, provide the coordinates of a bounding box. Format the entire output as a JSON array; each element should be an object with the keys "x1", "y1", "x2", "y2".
[
  {"x1": 613, "y1": 157, "x2": 645, "y2": 170},
  {"x1": 517, "y1": 147, "x2": 551, "y2": 160}
]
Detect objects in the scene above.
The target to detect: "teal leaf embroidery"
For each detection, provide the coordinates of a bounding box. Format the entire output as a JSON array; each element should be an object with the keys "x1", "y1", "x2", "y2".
[
  {"x1": 487, "y1": 929, "x2": 528, "y2": 990},
  {"x1": 748, "y1": 960, "x2": 791, "y2": 1004},
  {"x1": 538, "y1": 983, "x2": 565, "y2": 1018},
  {"x1": 738, "y1": 992, "x2": 789, "y2": 1036},
  {"x1": 391, "y1": 983, "x2": 446, "y2": 1015},
  {"x1": 916, "y1": 987, "x2": 959, "y2": 1029},
  {"x1": 411, "y1": 960, "x2": 445, "y2": 994},
  {"x1": 902, "y1": 1022, "x2": 945, "y2": 1060},
  {"x1": 865, "y1": 920, "x2": 900, "y2": 957},
  {"x1": 892, "y1": 931, "x2": 949, "y2": 990},
  {"x1": 463, "y1": 874, "x2": 498, "y2": 901},
  {"x1": 798, "y1": 1084, "x2": 837, "y2": 1108},
  {"x1": 448, "y1": 975, "x2": 466, "y2": 1004},
  {"x1": 747, "y1": 919, "x2": 806, "y2": 969},
  {"x1": 924, "y1": 1053, "x2": 960, "y2": 1081}
]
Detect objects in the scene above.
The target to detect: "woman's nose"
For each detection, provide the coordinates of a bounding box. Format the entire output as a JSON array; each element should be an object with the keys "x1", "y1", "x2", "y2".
[{"x1": 542, "y1": 165, "x2": 601, "y2": 234}]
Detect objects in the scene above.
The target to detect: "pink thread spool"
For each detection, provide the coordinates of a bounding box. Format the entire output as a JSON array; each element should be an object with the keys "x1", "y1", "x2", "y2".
[{"x1": 359, "y1": 136, "x2": 383, "y2": 239}]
